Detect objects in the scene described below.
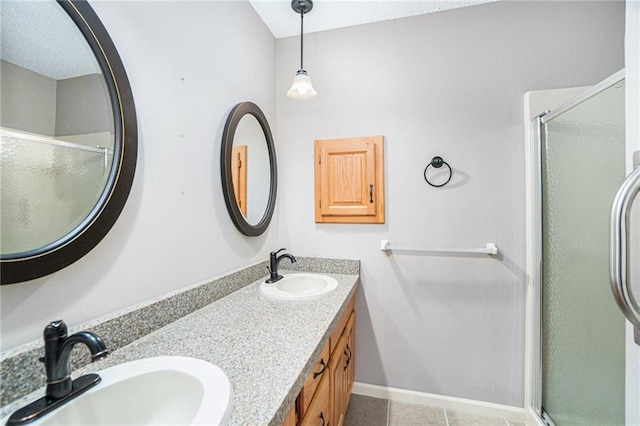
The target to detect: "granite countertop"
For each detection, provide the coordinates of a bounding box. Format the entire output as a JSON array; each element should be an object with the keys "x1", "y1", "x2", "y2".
[{"x1": 3, "y1": 271, "x2": 359, "y2": 426}]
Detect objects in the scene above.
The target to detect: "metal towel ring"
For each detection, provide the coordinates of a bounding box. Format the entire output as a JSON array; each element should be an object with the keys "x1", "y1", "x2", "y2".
[{"x1": 424, "y1": 156, "x2": 452, "y2": 187}]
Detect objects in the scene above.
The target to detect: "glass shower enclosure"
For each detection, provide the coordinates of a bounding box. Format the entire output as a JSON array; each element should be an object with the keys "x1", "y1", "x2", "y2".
[{"x1": 535, "y1": 73, "x2": 626, "y2": 425}]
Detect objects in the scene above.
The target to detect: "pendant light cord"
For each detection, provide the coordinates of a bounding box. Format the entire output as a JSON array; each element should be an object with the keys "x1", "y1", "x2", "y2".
[{"x1": 300, "y1": 11, "x2": 304, "y2": 70}]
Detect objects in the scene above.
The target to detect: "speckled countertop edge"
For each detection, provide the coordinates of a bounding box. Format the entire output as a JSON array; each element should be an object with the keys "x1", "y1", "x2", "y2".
[
  {"x1": 1, "y1": 271, "x2": 360, "y2": 426},
  {"x1": 0, "y1": 257, "x2": 359, "y2": 406},
  {"x1": 0, "y1": 260, "x2": 273, "y2": 406}
]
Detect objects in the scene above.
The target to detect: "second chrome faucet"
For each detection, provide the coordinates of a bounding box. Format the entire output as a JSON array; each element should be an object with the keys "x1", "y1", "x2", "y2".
[{"x1": 266, "y1": 248, "x2": 297, "y2": 283}]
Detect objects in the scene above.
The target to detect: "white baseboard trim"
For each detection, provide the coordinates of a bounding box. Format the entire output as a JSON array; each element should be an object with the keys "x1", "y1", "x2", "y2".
[
  {"x1": 525, "y1": 407, "x2": 547, "y2": 426},
  {"x1": 352, "y1": 382, "x2": 526, "y2": 423}
]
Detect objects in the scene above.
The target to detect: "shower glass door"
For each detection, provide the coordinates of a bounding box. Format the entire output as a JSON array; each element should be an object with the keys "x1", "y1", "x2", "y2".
[{"x1": 540, "y1": 79, "x2": 626, "y2": 425}]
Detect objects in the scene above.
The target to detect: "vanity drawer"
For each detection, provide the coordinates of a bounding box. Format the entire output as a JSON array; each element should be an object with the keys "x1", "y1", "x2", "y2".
[
  {"x1": 330, "y1": 296, "x2": 355, "y2": 354},
  {"x1": 300, "y1": 369, "x2": 331, "y2": 426},
  {"x1": 298, "y1": 341, "x2": 330, "y2": 420}
]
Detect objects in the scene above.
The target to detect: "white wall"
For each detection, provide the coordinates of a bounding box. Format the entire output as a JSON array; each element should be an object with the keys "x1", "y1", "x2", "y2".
[
  {"x1": 0, "y1": 1, "x2": 278, "y2": 351},
  {"x1": 276, "y1": 1, "x2": 624, "y2": 406}
]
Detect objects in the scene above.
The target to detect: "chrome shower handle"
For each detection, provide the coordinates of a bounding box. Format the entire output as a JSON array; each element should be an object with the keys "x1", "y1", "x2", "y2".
[{"x1": 610, "y1": 166, "x2": 640, "y2": 328}]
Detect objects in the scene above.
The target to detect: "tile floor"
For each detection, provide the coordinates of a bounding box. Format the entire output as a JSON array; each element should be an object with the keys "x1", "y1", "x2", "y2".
[{"x1": 344, "y1": 394, "x2": 525, "y2": 426}]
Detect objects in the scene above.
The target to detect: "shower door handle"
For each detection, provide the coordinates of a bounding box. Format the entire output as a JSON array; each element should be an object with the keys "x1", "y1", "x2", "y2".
[{"x1": 609, "y1": 166, "x2": 640, "y2": 330}]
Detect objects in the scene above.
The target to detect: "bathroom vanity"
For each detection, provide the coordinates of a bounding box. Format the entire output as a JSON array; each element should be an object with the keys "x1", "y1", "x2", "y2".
[
  {"x1": 0, "y1": 259, "x2": 359, "y2": 426},
  {"x1": 284, "y1": 295, "x2": 355, "y2": 426}
]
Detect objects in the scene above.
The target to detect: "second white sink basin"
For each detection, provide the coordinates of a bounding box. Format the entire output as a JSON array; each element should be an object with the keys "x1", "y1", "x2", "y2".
[
  {"x1": 260, "y1": 273, "x2": 338, "y2": 300},
  {"x1": 32, "y1": 356, "x2": 232, "y2": 426}
]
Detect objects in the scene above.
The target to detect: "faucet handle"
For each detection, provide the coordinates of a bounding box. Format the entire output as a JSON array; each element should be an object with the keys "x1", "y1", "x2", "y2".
[
  {"x1": 275, "y1": 248, "x2": 287, "y2": 255},
  {"x1": 44, "y1": 320, "x2": 67, "y2": 340}
]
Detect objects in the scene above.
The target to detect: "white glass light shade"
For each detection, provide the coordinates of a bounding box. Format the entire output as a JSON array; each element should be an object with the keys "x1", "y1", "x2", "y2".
[{"x1": 287, "y1": 71, "x2": 317, "y2": 99}]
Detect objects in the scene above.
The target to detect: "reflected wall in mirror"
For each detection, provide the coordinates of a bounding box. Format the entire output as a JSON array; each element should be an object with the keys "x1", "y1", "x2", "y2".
[
  {"x1": 221, "y1": 102, "x2": 277, "y2": 236},
  {"x1": 0, "y1": 0, "x2": 138, "y2": 284}
]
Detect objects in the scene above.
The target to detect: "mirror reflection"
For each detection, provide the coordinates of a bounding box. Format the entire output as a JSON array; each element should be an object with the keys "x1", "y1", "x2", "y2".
[
  {"x1": 0, "y1": 0, "x2": 115, "y2": 256},
  {"x1": 232, "y1": 114, "x2": 271, "y2": 225}
]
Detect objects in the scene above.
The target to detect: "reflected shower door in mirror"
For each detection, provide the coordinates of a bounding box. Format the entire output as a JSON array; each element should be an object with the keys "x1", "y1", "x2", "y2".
[
  {"x1": 221, "y1": 102, "x2": 277, "y2": 236},
  {"x1": 1, "y1": 0, "x2": 114, "y2": 254},
  {"x1": 0, "y1": 0, "x2": 137, "y2": 283}
]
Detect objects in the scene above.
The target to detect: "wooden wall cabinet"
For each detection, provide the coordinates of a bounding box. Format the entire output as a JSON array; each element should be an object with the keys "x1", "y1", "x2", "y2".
[
  {"x1": 314, "y1": 136, "x2": 384, "y2": 224},
  {"x1": 284, "y1": 296, "x2": 355, "y2": 426},
  {"x1": 231, "y1": 145, "x2": 247, "y2": 216}
]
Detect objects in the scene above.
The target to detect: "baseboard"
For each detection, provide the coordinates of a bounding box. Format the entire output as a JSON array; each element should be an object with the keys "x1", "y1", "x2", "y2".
[
  {"x1": 352, "y1": 382, "x2": 526, "y2": 423},
  {"x1": 525, "y1": 407, "x2": 547, "y2": 426}
]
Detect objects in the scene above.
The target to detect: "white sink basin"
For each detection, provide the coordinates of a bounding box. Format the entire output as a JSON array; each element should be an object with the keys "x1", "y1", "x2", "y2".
[
  {"x1": 260, "y1": 273, "x2": 338, "y2": 300},
  {"x1": 31, "y1": 356, "x2": 232, "y2": 426}
]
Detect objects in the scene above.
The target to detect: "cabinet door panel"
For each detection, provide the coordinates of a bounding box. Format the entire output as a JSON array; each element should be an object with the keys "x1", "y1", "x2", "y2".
[
  {"x1": 330, "y1": 297, "x2": 355, "y2": 354},
  {"x1": 331, "y1": 333, "x2": 345, "y2": 426},
  {"x1": 282, "y1": 402, "x2": 296, "y2": 426},
  {"x1": 342, "y1": 313, "x2": 355, "y2": 413},
  {"x1": 320, "y1": 141, "x2": 375, "y2": 217},
  {"x1": 301, "y1": 372, "x2": 331, "y2": 426},
  {"x1": 299, "y1": 342, "x2": 331, "y2": 420}
]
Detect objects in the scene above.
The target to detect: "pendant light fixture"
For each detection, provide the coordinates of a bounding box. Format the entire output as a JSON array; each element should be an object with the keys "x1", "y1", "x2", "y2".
[{"x1": 287, "y1": 0, "x2": 317, "y2": 99}]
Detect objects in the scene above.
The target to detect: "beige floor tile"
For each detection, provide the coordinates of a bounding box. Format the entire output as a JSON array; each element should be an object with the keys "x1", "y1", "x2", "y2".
[
  {"x1": 344, "y1": 394, "x2": 389, "y2": 426},
  {"x1": 446, "y1": 409, "x2": 507, "y2": 426},
  {"x1": 388, "y1": 401, "x2": 447, "y2": 426}
]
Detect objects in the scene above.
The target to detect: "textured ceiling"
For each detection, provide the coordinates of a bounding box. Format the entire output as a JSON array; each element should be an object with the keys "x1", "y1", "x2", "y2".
[
  {"x1": 0, "y1": 0, "x2": 101, "y2": 80},
  {"x1": 1, "y1": 0, "x2": 497, "y2": 81},
  {"x1": 249, "y1": 0, "x2": 498, "y2": 39}
]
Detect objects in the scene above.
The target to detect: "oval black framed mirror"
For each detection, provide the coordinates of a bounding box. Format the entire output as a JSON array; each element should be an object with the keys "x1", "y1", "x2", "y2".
[
  {"x1": 0, "y1": 0, "x2": 137, "y2": 284},
  {"x1": 221, "y1": 102, "x2": 277, "y2": 236}
]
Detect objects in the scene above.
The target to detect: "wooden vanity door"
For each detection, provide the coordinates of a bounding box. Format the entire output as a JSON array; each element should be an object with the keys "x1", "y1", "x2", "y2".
[
  {"x1": 330, "y1": 332, "x2": 346, "y2": 426},
  {"x1": 342, "y1": 313, "x2": 355, "y2": 413}
]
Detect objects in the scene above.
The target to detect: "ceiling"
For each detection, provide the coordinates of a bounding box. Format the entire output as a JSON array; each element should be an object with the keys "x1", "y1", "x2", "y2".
[
  {"x1": 0, "y1": 0, "x2": 101, "y2": 80},
  {"x1": 0, "y1": 0, "x2": 497, "y2": 81},
  {"x1": 249, "y1": 0, "x2": 498, "y2": 39}
]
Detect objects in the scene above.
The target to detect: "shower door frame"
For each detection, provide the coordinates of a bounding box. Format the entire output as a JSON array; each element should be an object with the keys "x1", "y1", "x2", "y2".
[{"x1": 523, "y1": 69, "x2": 626, "y2": 426}]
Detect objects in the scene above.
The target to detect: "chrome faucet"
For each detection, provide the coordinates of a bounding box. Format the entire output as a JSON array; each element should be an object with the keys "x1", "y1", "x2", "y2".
[
  {"x1": 266, "y1": 248, "x2": 297, "y2": 283},
  {"x1": 7, "y1": 320, "x2": 109, "y2": 425}
]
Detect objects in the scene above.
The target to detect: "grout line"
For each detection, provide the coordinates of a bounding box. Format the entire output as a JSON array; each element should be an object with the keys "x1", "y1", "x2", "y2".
[{"x1": 385, "y1": 398, "x2": 391, "y2": 426}]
